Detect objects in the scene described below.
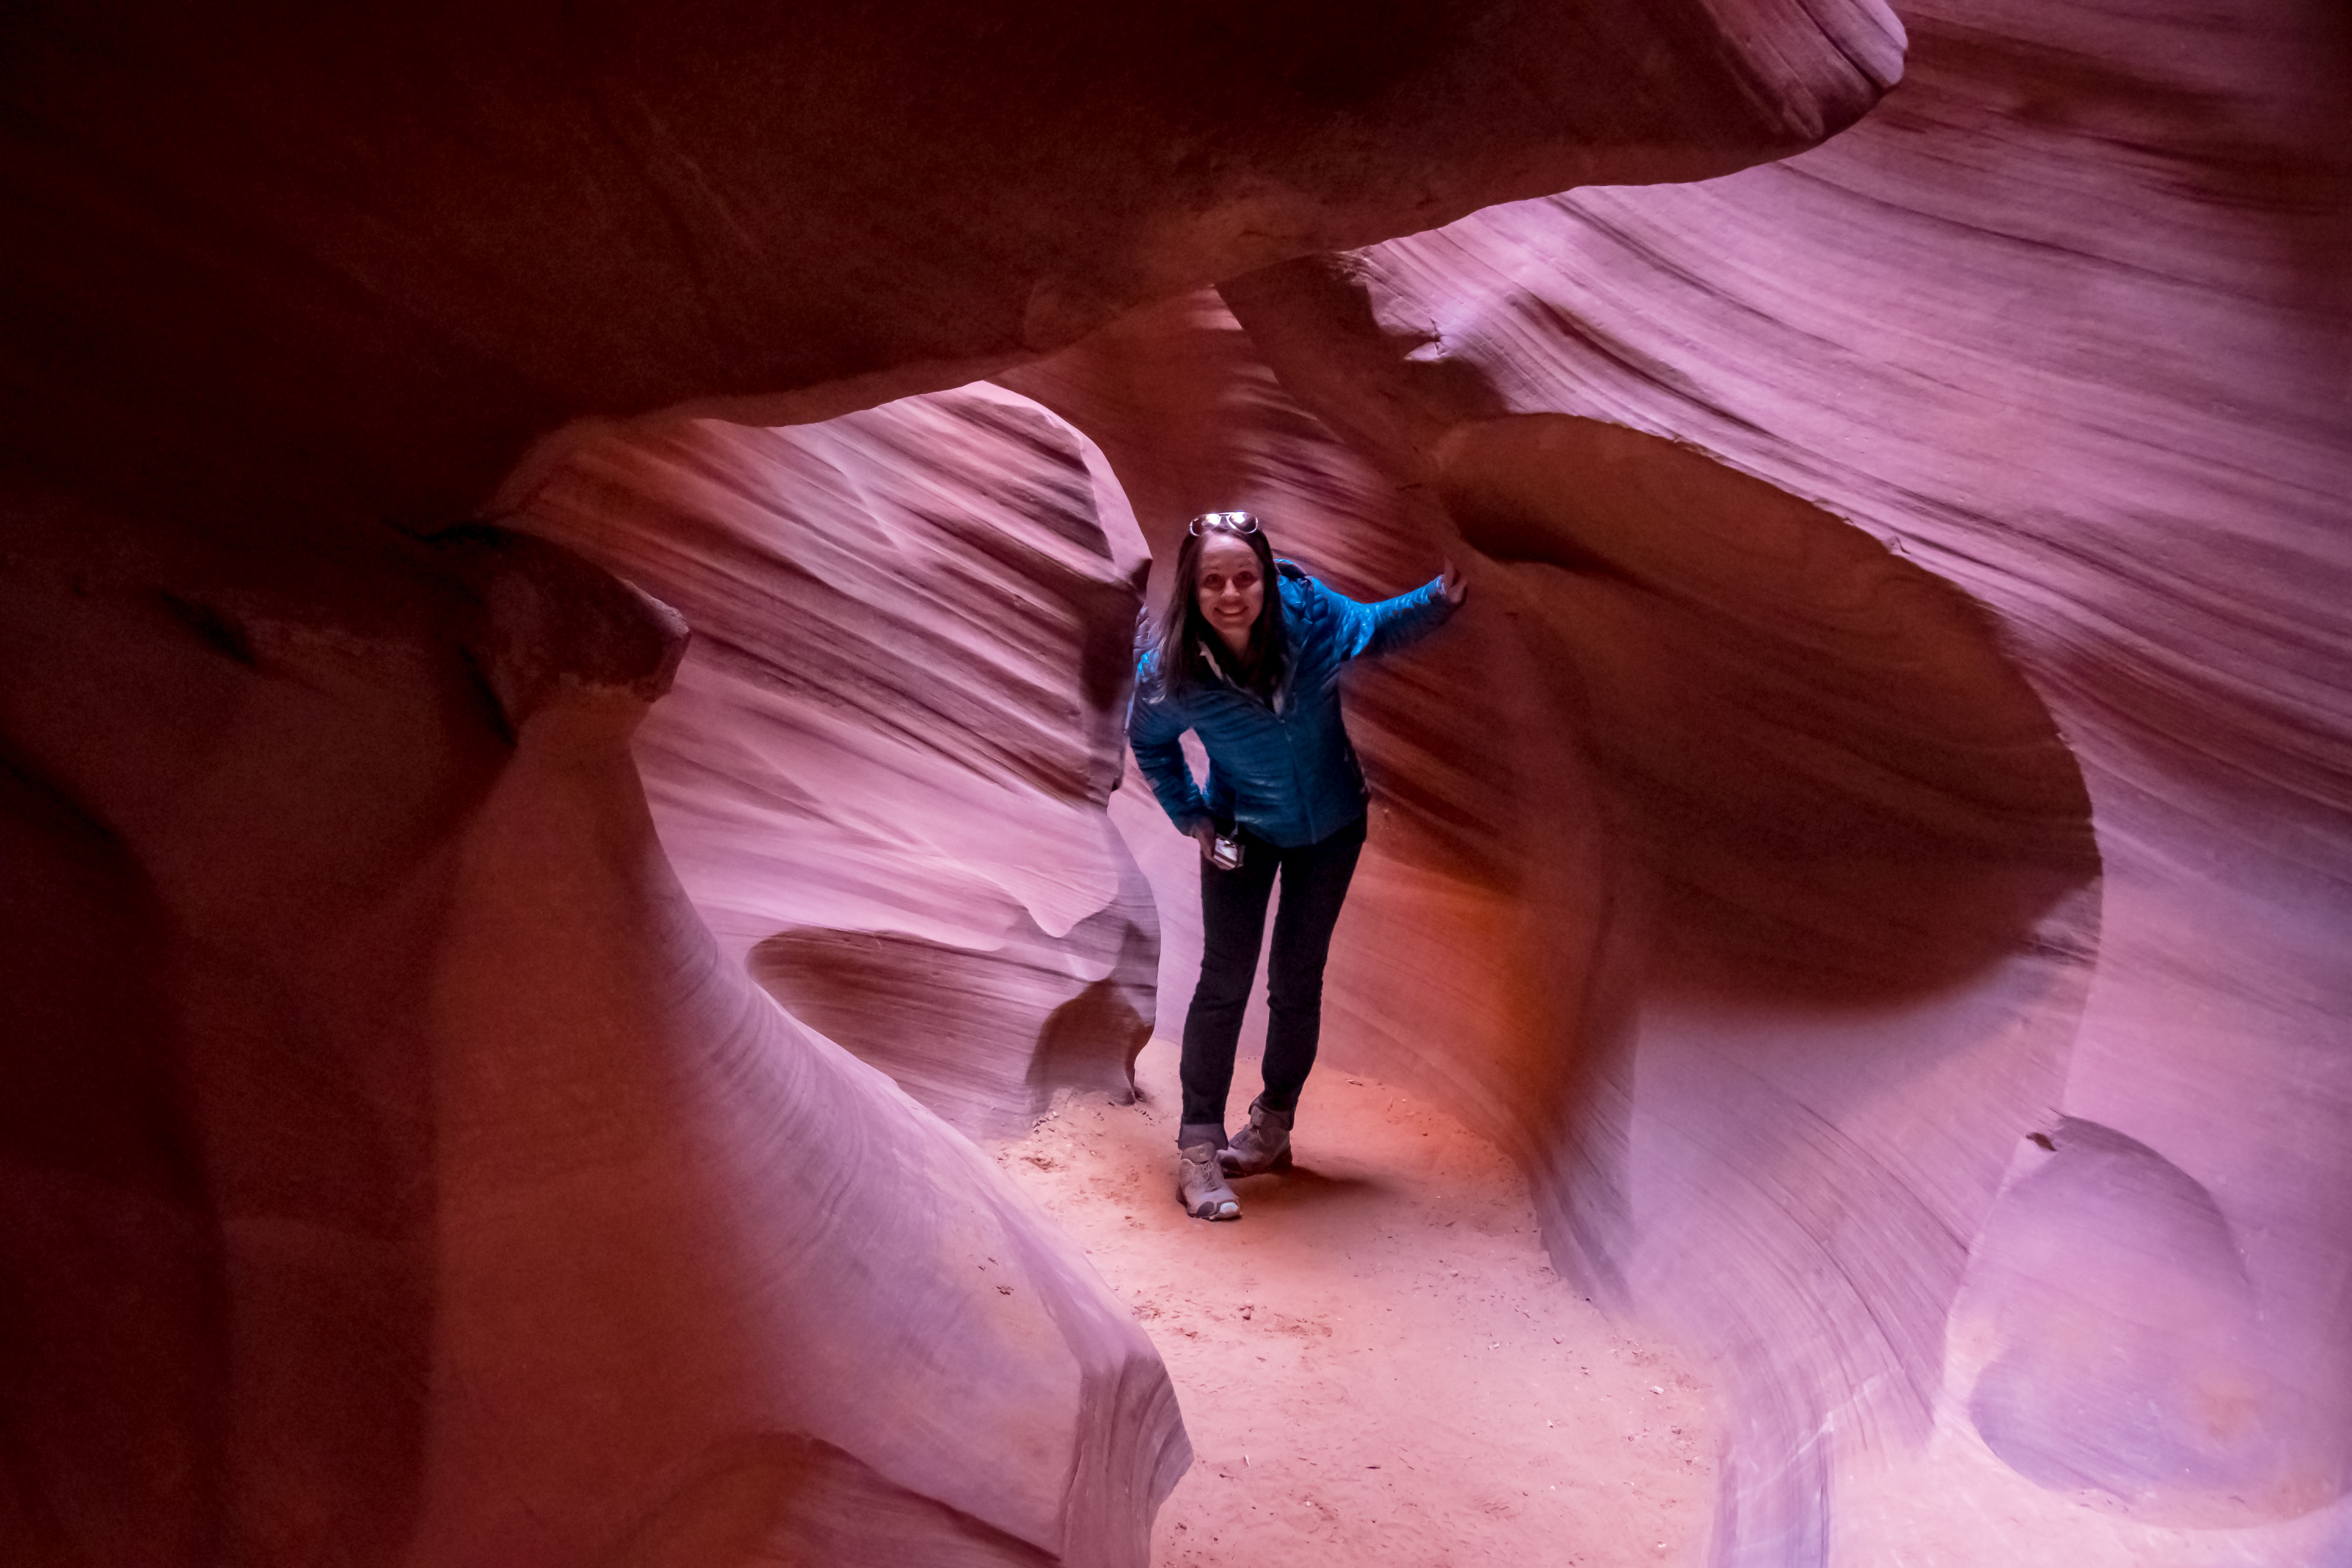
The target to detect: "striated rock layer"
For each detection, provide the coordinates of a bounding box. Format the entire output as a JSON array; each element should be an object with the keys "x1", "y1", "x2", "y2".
[
  {"x1": 1017, "y1": 0, "x2": 2352, "y2": 1559},
  {"x1": 0, "y1": 1, "x2": 1903, "y2": 1560},
  {"x1": 513, "y1": 387, "x2": 1160, "y2": 1136},
  {"x1": 0, "y1": 503, "x2": 1184, "y2": 1566},
  {"x1": 6, "y1": 0, "x2": 2347, "y2": 1563},
  {"x1": 0, "y1": 0, "x2": 1898, "y2": 543}
]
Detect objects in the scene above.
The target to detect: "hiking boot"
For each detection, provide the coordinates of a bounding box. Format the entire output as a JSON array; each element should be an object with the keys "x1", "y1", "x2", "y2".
[
  {"x1": 1220, "y1": 1095, "x2": 1294, "y2": 1178},
  {"x1": 1176, "y1": 1142, "x2": 1241, "y2": 1221}
]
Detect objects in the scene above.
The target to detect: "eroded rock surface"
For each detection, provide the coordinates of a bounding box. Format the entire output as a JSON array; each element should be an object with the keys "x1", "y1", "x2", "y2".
[
  {"x1": 0, "y1": 507, "x2": 1184, "y2": 1566},
  {"x1": 0, "y1": 0, "x2": 1898, "y2": 1548},
  {"x1": 514, "y1": 387, "x2": 1160, "y2": 1134},
  {"x1": 0, "y1": 0, "x2": 1898, "y2": 542},
  {"x1": 1018, "y1": 0, "x2": 2352, "y2": 1557},
  {"x1": 5, "y1": 0, "x2": 2347, "y2": 1563}
]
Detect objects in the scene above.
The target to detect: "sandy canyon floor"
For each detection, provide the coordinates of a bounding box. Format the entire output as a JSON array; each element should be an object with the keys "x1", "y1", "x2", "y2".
[{"x1": 989, "y1": 1038, "x2": 1718, "y2": 1567}]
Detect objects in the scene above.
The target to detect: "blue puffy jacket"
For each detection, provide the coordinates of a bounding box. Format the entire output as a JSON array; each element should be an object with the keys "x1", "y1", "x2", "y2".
[{"x1": 1127, "y1": 561, "x2": 1457, "y2": 848}]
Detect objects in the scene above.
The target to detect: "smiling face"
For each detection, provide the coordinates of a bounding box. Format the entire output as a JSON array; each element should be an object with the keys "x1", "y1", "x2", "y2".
[{"x1": 1194, "y1": 532, "x2": 1265, "y2": 653}]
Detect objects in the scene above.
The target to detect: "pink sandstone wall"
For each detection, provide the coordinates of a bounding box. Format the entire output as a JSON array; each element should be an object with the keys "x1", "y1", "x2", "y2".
[
  {"x1": 0, "y1": 506, "x2": 1183, "y2": 1566},
  {"x1": 2, "y1": 2, "x2": 1894, "y2": 1560},
  {"x1": 1004, "y1": 288, "x2": 2115, "y2": 1564},
  {"x1": 1015, "y1": 0, "x2": 2352, "y2": 1557},
  {"x1": 0, "y1": 0, "x2": 1895, "y2": 539},
  {"x1": 511, "y1": 387, "x2": 1160, "y2": 1137},
  {"x1": 4, "y1": 0, "x2": 2348, "y2": 1563},
  {"x1": 1242, "y1": 0, "x2": 2352, "y2": 1550}
]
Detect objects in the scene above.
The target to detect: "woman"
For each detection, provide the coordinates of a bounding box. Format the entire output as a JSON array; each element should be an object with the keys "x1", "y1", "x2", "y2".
[{"x1": 1128, "y1": 510, "x2": 1465, "y2": 1220}]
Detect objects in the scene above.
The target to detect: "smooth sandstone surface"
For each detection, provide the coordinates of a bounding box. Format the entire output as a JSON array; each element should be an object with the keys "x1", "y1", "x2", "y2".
[
  {"x1": 4, "y1": 0, "x2": 2349, "y2": 1564},
  {"x1": 1042, "y1": 0, "x2": 2348, "y2": 1558},
  {"x1": 513, "y1": 387, "x2": 1161, "y2": 1136},
  {"x1": 0, "y1": 0, "x2": 1896, "y2": 539},
  {"x1": 0, "y1": 505, "x2": 1182, "y2": 1567},
  {"x1": 1, "y1": 2, "x2": 1898, "y2": 1561}
]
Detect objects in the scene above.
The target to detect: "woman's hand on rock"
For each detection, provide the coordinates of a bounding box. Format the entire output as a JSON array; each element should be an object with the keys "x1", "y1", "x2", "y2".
[{"x1": 1441, "y1": 557, "x2": 1468, "y2": 606}]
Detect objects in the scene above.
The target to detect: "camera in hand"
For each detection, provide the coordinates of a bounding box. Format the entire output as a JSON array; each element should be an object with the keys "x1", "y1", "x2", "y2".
[{"x1": 1210, "y1": 834, "x2": 1242, "y2": 870}]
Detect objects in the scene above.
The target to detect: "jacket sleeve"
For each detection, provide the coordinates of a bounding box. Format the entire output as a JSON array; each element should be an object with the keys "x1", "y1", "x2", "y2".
[
  {"x1": 1313, "y1": 574, "x2": 1457, "y2": 662},
  {"x1": 1126, "y1": 664, "x2": 1211, "y2": 832}
]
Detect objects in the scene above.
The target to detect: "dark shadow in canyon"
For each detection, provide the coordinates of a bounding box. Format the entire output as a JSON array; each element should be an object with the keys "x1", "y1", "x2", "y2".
[{"x1": 1434, "y1": 412, "x2": 2102, "y2": 1011}]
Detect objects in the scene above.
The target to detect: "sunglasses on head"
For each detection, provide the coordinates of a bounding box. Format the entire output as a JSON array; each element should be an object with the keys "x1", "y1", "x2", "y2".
[{"x1": 1189, "y1": 510, "x2": 1260, "y2": 536}]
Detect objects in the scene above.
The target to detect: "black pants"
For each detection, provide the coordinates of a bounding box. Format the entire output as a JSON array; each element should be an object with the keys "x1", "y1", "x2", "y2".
[{"x1": 1179, "y1": 813, "x2": 1368, "y2": 1129}]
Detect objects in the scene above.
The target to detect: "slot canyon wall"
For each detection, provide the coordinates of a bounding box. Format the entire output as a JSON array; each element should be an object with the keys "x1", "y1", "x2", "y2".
[
  {"x1": 1211, "y1": 1, "x2": 2352, "y2": 1556},
  {"x1": 510, "y1": 387, "x2": 1163, "y2": 1138},
  {"x1": 0, "y1": 1, "x2": 1900, "y2": 1562},
  {"x1": 1010, "y1": 0, "x2": 2352, "y2": 1553},
  {"x1": 2, "y1": 3, "x2": 2348, "y2": 1568}
]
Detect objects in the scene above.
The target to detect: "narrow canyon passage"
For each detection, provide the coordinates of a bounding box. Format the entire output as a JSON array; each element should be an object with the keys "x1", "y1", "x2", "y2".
[
  {"x1": 991, "y1": 1044, "x2": 1716, "y2": 1567},
  {"x1": 5, "y1": 0, "x2": 2348, "y2": 1562}
]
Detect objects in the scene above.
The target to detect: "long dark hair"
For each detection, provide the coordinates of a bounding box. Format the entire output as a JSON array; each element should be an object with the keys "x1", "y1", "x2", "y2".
[{"x1": 1142, "y1": 513, "x2": 1289, "y2": 700}]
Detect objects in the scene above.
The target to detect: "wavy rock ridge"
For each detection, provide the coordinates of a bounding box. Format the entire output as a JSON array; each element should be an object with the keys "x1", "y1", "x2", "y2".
[
  {"x1": 2, "y1": 0, "x2": 1910, "y2": 1558},
  {"x1": 1012, "y1": 0, "x2": 2351, "y2": 1557},
  {"x1": 5, "y1": 0, "x2": 2349, "y2": 1564},
  {"x1": 514, "y1": 388, "x2": 1160, "y2": 1136}
]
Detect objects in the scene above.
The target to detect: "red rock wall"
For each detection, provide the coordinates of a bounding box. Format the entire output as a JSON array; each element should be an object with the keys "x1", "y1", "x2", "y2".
[
  {"x1": 1015, "y1": 0, "x2": 2352, "y2": 1558},
  {"x1": 1, "y1": 2, "x2": 1905, "y2": 1559},
  {"x1": 511, "y1": 387, "x2": 1160, "y2": 1135},
  {"x1": 5, "y1": 0, "x2": 2347, "y2": 1563},
  {"x1": 0, "y1": 0, "x2": 1897, "y2": 538},
  {"x1": 0, "y1": 506, "x2": 1183, "y2": 1566}
]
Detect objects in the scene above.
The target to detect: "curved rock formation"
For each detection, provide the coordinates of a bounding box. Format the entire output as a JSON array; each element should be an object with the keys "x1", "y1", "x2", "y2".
[
  {"x1": 2, "y1": 1, "x2": 1906, "y2": 1559},
  {"x1": 0, "y1": 504, "x2": 1181, "y2": 1566},
  {"x1": 6, "y1": 0, "x2": 2347, "y2": 1563},
  {"x1": 513, "y1": 387, "x2": 1159, "y2": 1134},
  {"x1": 1, "y1": 0, "x2": 1896, "y2": 539},
  {"x1": 1019, "y1": 0, "x2": 2352, "y2": 1557},
  {"x1": 1008, "y1": 289, "x2": 2106, "y2": 1563}
]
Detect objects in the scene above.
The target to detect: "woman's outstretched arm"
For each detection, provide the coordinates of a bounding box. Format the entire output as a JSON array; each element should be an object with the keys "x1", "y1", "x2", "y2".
[{"x1": 1314, "y1": 561, "x2": 1465, "y2": 662}]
